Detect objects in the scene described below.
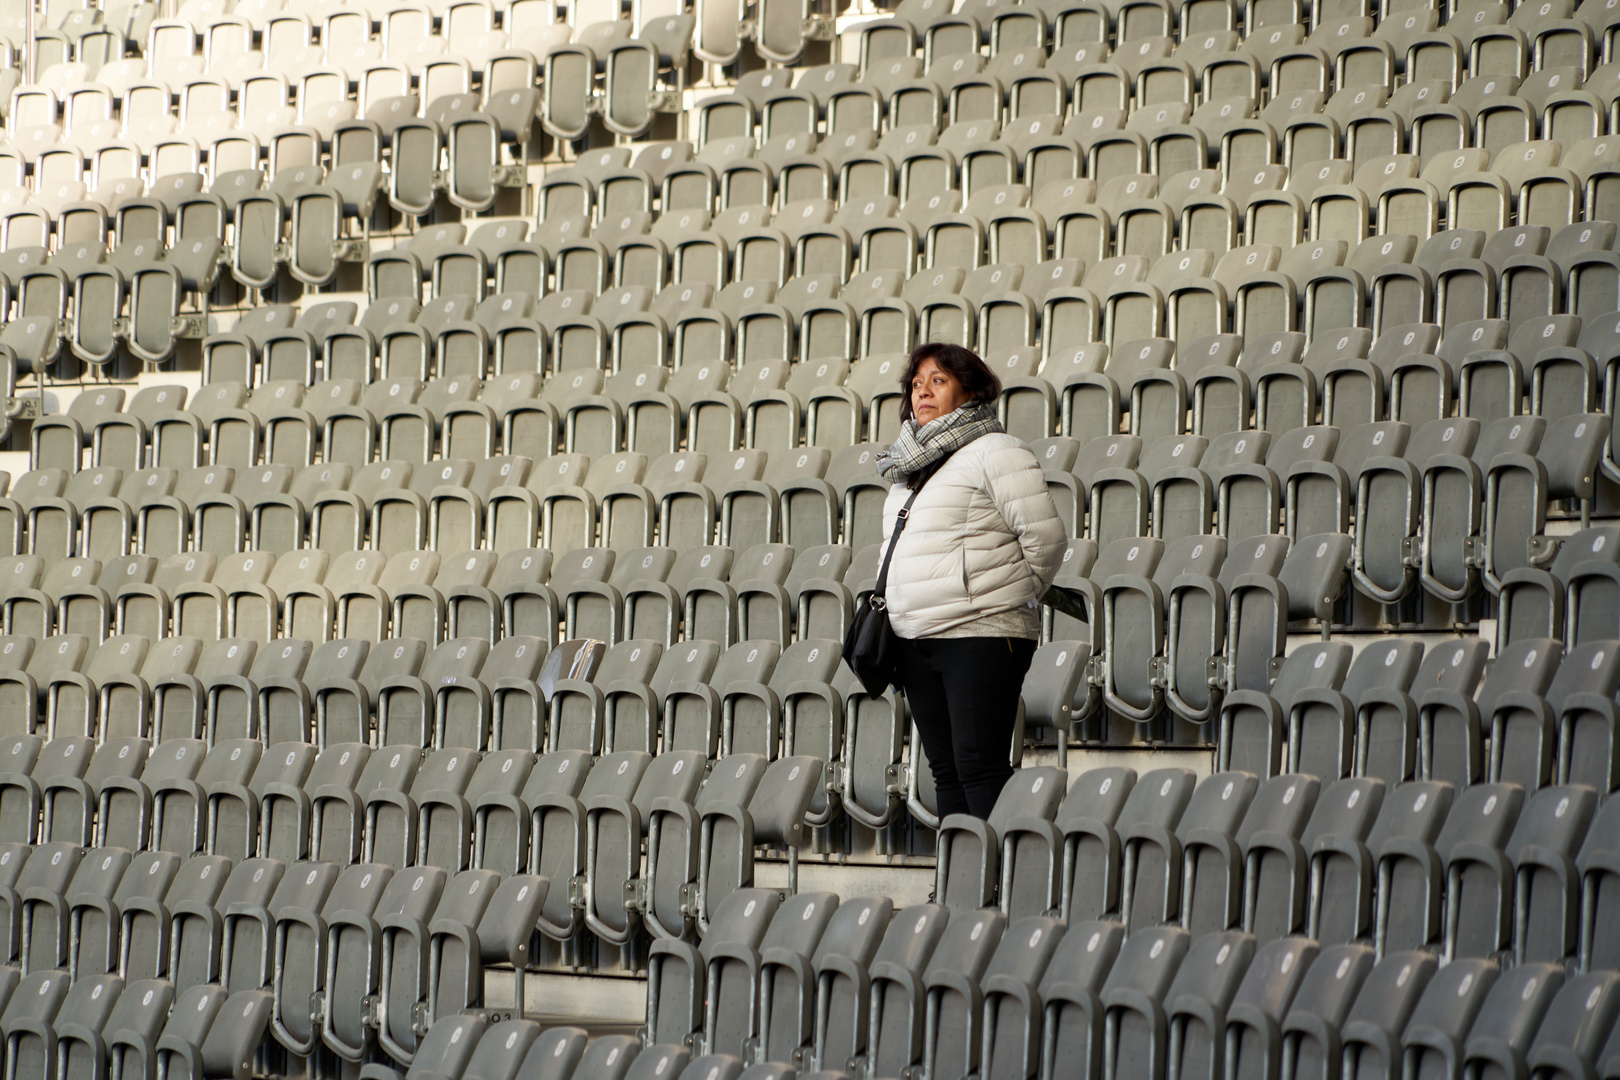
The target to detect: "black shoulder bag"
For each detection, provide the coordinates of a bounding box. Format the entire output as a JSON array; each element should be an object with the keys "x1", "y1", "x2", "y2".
[{"x1": 842, "y1": 483, "x2": 925, "y2": 697}]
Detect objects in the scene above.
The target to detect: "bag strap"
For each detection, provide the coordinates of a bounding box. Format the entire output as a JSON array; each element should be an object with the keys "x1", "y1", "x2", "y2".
[{"x1": 870, "y1": 484, "x2": 925, "y2": 609}]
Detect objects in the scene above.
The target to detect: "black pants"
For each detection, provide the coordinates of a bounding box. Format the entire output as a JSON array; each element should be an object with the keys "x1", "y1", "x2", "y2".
[{"x1": 896, "y1": 635, "x2": 1037, "y2": 820}]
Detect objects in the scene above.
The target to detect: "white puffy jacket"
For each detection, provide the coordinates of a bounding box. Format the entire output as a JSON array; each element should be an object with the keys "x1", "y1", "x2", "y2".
[{"x1": 879, "y1": 432, "x2": 1066, "y2": 639}]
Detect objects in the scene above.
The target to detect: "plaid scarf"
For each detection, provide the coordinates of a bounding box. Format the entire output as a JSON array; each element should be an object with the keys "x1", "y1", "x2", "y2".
[{"x1": 875, "y1": 401, "x2": 1004, "y2": 483}]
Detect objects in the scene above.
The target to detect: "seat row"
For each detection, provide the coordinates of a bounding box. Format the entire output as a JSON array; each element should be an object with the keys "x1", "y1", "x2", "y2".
[
  {"x1": 938, "y1": 764, "x2": 1620, "y2": 966},
  {"x1": 0, "y1": 458, "x2": 880, "y2": 613},
  {"x1": 687, "y1": 59, "x2": 1618, "y2": 178},
  {"x1": 0, "y1": 633, "x2": 1080, "y2": 860},
  {"x1": 33, "y1": 292, "x2": 1620, "y2": 475},
  {"x1": 1039, "y1": 408, "x2": 1604, "y2": 577},
  {"x1": 865, "y1": 0, "x2": 1620, "y2": 64},
  {"x1": 6, "y1": 441, "x2": 896, "y2": 553},
  {"x1": 0, "y1": 744, "x2": 824, "y2": 959},
  {"x1": 19, "y1": 142, "x2": 1620, "y2": 376},
  {"x1": 0, "y1": 854, "x2": 550, "y2": 1065},
  {"x1": 12, "y1": 411, "x2": 1602, "y2": 617},
  {"x1": 0, "y1": 630, "x2": 853, "y2": 756},
  {"x1": 1051, "y1": 486, "x2": 1614, "y2": 738},
  {"x1": 11, "y1": 912, "x2": 1620, "y2": 1080},
  {"x1": 0, "y1": 974, "x2": 786, "y2": 1080},
  {"x1": 7, "y1": 416, "x2": 1602, "y2": 624},
  {"x1": 644, "y1": 882, "x2": 1620, "y2": 1080},
  {"x1": 15, "y1": 175, "x2": 1620, "y2": 377}
]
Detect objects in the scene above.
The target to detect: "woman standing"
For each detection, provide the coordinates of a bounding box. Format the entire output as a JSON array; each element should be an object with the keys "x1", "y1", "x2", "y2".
[{"x1": 875, "y1": 343, "x2": 1066, "y2": 820}]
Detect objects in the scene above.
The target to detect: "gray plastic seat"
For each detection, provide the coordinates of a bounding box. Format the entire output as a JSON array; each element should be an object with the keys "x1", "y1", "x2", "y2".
[
  {"x1": 1226, "y1": 936, "x2": 1319, "y2": 1080},
  {"x1": 1034, "y1": 918, "x2": 1125, "y2": 1080},
  {"x1": 70, "y1": 848, "x2": 177, "y2": 979},
  {"x1": 1359, "y1": 637, "x2": 1486, "y2": 786},
  {"x1": 0, "y1": 842, "x2": 83, "y2": 965},
  {"x1": 1155, "y1": 771, "x2": 1256, "y2": 936},
  {"x1": 439, "y1": 634, "x2": 547, "y2": 752},
  {"x1": 133, "y1": 983, "x2": 228, "y2": 1080},
  {"x1": 1578, "y1": 793, "x2": 1620, "y2": 972},
  {"x1": 1100, "y1": 533, "x2": 1225, "y2": 724},
  {"x1": 213, "y1": 638, "x2": 309, "y2": 747},
  {"x1": 992, "y1": 764, "x2": 1118, "y2": 927},
  {"x1": 812, "y1": 902, "x2": 942, "y2": 1073},
  {"x1": 1, "y1": 970, "x2": 73, "y2": 1080},
  {"x1": 1219, "y1": 640, "x2": 1352, "y2": 779},
  {"x1": 548, "y1": 636, "x2": 654, "y2": 755},
  {"x1": 698, "y1": 754, "x2": 822, "y2": 926},
  {"x1": 1217, "y1": 427, "x2": 1335, "y2": 542},
  {"x1": 321, "y1": 864, "x2": 443, "y2": 1062},
  {"x1": 1339, "y1": 951, "x2": 1438, "y2": 1080},
  {"x1": 70, "y1": 977, "x2": 170, "y2": 1080},
  {"x1": 1310, "y1": 777, "x2": 1444, "y2": 954},
  {"x1": 459, "y1": 1019, "x2": 541, "y2": 1080},
  {"x1": 968, "y1": 915, "x2": 1068, "y2": 1080},
  {"x1": 758, "y1": 893, "x2": 888, "y2": 1069},
  {"x1": 543, "y1": 753, "x2": 646, "y2": 945},
  {"x1": 1505, "y1": 783, "x2": 1598, "y2": 965},
  {"x1": 1286, "y1": 638, "x2": 1424, "y2": 781},
  {"x1": 652, "y1": 756, "x2": 764, "y2": 944},
  {"x1": 621, "y1": 1044, "x2": 688, "y2": 1080},
  {"x1": 936, "y1": 765, "x2": 1066, "y2": 913},
  {"x1": 1351, "y1": 417, "x2": 1472, "y2": 606},
  {"x1": 1068, "y1": 769, "x2": 1188, "y2": 927},
  {"x1": 1395, "y1": 780, "x2": 1516, "y2": 964},
  {"x1": 268, "y1": 742, "x2": 368, "y2": 863},
  {"x1": 1482, "y1": 412, "x2": 1607, "y2": 595},
  {"x1": 1244, "y1": 777, "x2": 1373, "y2": 945},
  {"x1": 646, "y1": 887, "x2": 780, "y2": 1050},
  {"x1": 706, "y1": 891, "x2": 838, "y2": 1060},
  {"x1": 870, "y1": 908, "x2": 1004, "y2": 1080},
  {"x1": 1420, "y1": 638, "x2": 1553, "y2": 789},
  {"x1": 1100, "y1": 925, "x2": 1191, "y2": 1080},
  {"x1": 299, "y1": 639, "x2": 372, "y2": 748},
  {"x1": 429, "y1": 872, "x2": 548, "y2": 1018},
  {"x1": 1162, "y1": 930, "x2": 1258, "y2": 1080},
  {"x1": 369, "y1": 865, "x2": 453, "y2": 1064},
  {"x1": 1398, "y1": 958, "x2": 1498, "y2": 1080},
  {"x1": 368, "y1": 748, "x2": 476, "y2": 869},
  {"x1": 1488, "y1": 639, "x2": 1588, "y2": 792},
  {"x1": 722, "y1": 635, "x2": 842, "y2": 761},
  {"x1": 0, "y1": 734, "x2": 72, "y2": 844},
  {"x1": 204, "y1": 741, "x2": 314, "y2": 861},
  {"x1": 1526, "y1": 973, "x2": 1620, "y2": 1080},
  {"x1": 585, "y1": 748, "x2": 706, "y2": 945},
  {"x1": 1224, "y1": 534, "x2": 1352, "y2": 699},
  {"x1": 218, "y1": 859, "x2": 335, "y2": 996},
  {"x1": 423, "y1": 750, "x2": 534, "y2": 871},
  {"x1": 1459, "y1": 964, "x2": 1565, "y2": 1080},
  {"x1": 674, "y1": 1056, "x2": 744, "y2": 1080},
  {"x1": 379, "y1": 637, "x2": 481, "y2": 749},
  {"x1": 150, "y1": 738, "x2": 261, "y2": 856},
  {"x1": 1164, "y1": 533, "x2": 1289, "y2": 726},
  {"x1": 315, "y1": 637, "x2": 426, "y2": 748},
  {"x1": 1279, "y1": 944, "x2": 1376, "y2": 1080},
  {"x1": 122, "y1": 853, "x2": 230, "y2": 982},
  {"x1": 1495, "y1": 525, "x2": 1617, "y2": 651},
  {"x1": 24, "y1": 844, "x2": 125, "y2": 975},
  {"x1": 1555, "y1": 640, "x2": 1620, "y2": 793},
  {"x1": 161, "y1": 988, "x2": 272, "y2": 1080},
  {"x1": 271, "y1": 861, "x2": 392, "y2": 1054},
  {"x1": 362, "y1": 1011, "x2": 487, "y2": 1080},
  {"x1": 1419, "y1": 414, "x2": 1544, "y2": 604},
  {"x1": 322, "y1": 745, "x2": 409, "y2": 872}
]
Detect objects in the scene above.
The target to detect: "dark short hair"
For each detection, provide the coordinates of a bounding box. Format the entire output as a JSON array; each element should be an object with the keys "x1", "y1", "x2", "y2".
[{"x1": 897, "y1": 343, "x2": 1003, "y2": 423}]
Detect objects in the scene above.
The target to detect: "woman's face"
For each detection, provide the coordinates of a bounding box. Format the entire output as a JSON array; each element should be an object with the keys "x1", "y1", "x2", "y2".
[{"x1": 910, "y1": 358, "x2": 969, "y2": 424}]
